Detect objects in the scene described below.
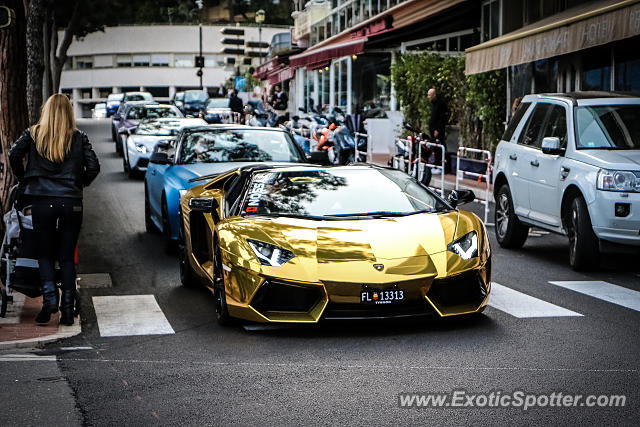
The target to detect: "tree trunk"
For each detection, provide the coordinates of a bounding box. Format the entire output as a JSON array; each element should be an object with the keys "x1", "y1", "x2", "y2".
[
  {"x1": 26, "y1": 0, "x2": 46, "y2": 124},
  {"x1": 42, "y1": 8, "x2": 52, "y2": 99},
  {"x1": 51, "y1": 0, "x2": 79, "y2": 94},
  {"x1": 0, "y1": 0, "x2": 29, "y2": 220}
]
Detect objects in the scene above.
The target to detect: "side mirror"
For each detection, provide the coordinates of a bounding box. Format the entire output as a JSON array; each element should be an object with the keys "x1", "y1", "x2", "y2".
[
  {"x1": 119, "y1": 127, "x2": 134, "y2": 135},
  {"x1": 189, "y1": 197, "x2": 220, "y2": 222},
  {"x1": 541, "y1": 137, "x2": 564, "y2": 155},
  {"x1": 149, "y1": 151, "x2": 171, "y2": 165},
  {"x1": 447, "y1": 189, "x2": 475, "y2": 208}
]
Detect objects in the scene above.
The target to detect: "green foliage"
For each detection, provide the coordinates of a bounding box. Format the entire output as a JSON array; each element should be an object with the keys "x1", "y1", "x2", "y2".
[{"x1": 391, "y1": 51, "x2": 505, "y2": 151}]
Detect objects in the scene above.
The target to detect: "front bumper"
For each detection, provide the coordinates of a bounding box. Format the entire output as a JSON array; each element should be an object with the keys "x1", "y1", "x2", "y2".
[
  {"x1": 225, "y1": 261, "x2": 491, "y2": 323},
  {"x1": 590, "y1": 191, "x2": 640, "y2": 246}
]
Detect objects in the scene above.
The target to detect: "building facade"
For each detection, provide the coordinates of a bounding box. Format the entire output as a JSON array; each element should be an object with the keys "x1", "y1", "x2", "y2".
[{"x1": 59, "y1": 25, "x2": 287, "y2": 117}]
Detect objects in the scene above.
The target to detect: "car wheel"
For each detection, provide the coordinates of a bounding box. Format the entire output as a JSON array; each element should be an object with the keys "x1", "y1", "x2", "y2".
[
  {"x1": 144, "y1": 186, "x2": 160, "y2": 234},
  {"x1": 111, "y1": 125, "x2": 117, "y2": 143},
  {"x1": 162, "y1": 198, "x2": 177, "y2": 254},
  {"x1": 122, "y1": 153, "x2": 130, "y2": 174},
  {"x1": 494, "y1": 184, "x2": 529, "y2": 248},
  {"x1": 178, "y1": 220, "x2": 198, "y2": 288},
  {"x1": 116, "y1": 135, "x2": 124, "y2": 156},
  {"x1": 214, "y1": 241, "x2": 233, "y2": 326},
  {"x1": 566, "y1": 196, "x2": 599, "y2": 271}
]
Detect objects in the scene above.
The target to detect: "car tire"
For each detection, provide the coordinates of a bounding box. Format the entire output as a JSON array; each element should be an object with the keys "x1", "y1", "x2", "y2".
[
  {"x1": 178, "y1": 220, "x2": 198, "y2": 288},
  {"x1": 122, "y1": 153, "x2": 130, "y2": 174},
  {"x1": 144, "y1": 186, "x2": 160, "y2": 234},
  {"x1": 111, "y1": 125, "x2": 117, "y2": 143},
  {"x1": 566, "y1": 196, "x2": 600, "y2": 271},
  {"x1": 116, "y1": 135, "x2": 124, "y2": 156},
  {"x1": 162, "y1": 197, "x2": 177, "y2": 254},
  {"x1": 214, "y1": 241, "x2": 233, "y2": 326},
  {"x1": 494, "y1": 184, "x2": 529, "y2": 248}
]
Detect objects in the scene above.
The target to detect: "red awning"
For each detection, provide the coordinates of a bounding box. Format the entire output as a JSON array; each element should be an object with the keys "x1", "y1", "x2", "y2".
[
  {"x1": 254, "y1": 58, "x2": 281, "y2": 79},
  {"x1": 289, "y1": 39, "x2": 366, "y2": 69},
  {"x1": 267, "y1": 67, "x2": 295, "y2": 85}
]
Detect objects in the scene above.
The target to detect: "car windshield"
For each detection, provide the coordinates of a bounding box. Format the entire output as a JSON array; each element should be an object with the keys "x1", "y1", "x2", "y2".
[
  {"x1": 136, "y1": 120, "x2": 185, "y2": 136},
  {"x1": 240, "y1": 168, "x2": 448, "y2": 218},
  {"x1": 125, "y1": 93, "x2": 153, "y2": 102},
  {"x1": 178, "y1": 129, "x2": 304, "y2": 164},
  {"x1": 576, "y1": 104, "x2": 640, "y2": 149},
  {"x1": 126, "y1": 106, "x2": 181, "y2": 120},
  {"x1": 185, "y1": 91, "x2": 208, "y2": 102},
  {"x1": 107, "y1": 94, "x2": 123, "y2": 101},
  {"x1": 207, "y1": 98, "x2": 229, "y2": 109},
  {"x1": 95, "y1": 103, "x2": 106, "y2": 110}
]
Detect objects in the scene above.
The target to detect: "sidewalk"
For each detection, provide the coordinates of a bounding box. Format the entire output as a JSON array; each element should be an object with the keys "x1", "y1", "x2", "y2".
[{"x1": 0, "y1": 292, "x2": 81, "y2": 349}]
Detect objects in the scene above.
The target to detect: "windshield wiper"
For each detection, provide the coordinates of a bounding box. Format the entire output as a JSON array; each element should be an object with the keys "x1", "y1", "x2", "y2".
[{"x1": 330, "y1": 209, "x2": 435, "y2": 218}]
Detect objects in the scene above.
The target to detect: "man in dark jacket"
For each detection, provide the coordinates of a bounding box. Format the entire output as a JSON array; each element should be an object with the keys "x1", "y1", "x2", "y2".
[{"x1": 229, "y1": 89, "x2": 243, "y2": 115}]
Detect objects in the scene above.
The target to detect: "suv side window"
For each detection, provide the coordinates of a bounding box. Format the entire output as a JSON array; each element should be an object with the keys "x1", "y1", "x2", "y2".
[
  {"x1": 518, "y1": 103, "x2": 552, "y2": 148},
  {"x1": 502, "y1": 101, "x2": 531, "y2": 141},
  {"x1": 540, "y1": 105, "x2": 568, "y2": 149}
]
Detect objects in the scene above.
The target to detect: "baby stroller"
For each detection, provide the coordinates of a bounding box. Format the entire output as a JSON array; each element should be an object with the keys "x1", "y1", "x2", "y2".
[{"x1": 0, "y1": 185, "x2": 80, "y2": 318}]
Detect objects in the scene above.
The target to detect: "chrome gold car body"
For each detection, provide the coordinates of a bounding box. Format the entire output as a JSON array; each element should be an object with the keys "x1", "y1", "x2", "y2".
[{"x1": 180, "y1": 165, "x2": 491, "y2": 323}]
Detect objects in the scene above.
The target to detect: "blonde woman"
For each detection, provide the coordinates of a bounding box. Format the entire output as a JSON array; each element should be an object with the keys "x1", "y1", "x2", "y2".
[{"x1": 9, "y1": 94, "x2": 100, "y2": 325}]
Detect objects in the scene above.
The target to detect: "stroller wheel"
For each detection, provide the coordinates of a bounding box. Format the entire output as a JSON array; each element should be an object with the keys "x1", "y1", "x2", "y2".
[
  {"x1": 73, "y1": 289, "x2": 81, "y2": 317},
  {"x1": 0, "y1": 287, "x2": 7, "y2": 318}
]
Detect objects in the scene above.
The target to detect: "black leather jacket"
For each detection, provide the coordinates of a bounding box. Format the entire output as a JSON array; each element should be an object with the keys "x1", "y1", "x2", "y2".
[{"x1": 9, "y1": 129, "x2": 100, "y2": 199}]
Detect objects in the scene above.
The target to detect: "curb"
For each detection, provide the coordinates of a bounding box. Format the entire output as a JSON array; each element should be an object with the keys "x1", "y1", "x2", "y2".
[{"x1": 0, "y1": 322, "x2": 82, "y2": 350}]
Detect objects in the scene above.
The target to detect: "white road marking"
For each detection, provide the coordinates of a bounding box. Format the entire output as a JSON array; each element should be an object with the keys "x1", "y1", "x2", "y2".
[
  {"x1": 549, "y1": 280, "x2": 640, "y2": 312},
  {"x1": 92, "y1": 295, "x2": 174, "y2": 337},
  {"x1": 0, "y1": 354, "x2": 57, "y2": 362},
  {"x1": 488, "y1": 282, "x2": 582, "y2": 318},
  {"x1": 59, "y1": 346, "x2": 94, "y2": 351}
]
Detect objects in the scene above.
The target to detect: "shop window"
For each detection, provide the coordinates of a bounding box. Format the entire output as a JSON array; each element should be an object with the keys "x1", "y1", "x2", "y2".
[
  {"x1": 581, "y1": 46, "x2": 611, "y2": 91},
  {"x1": 98, "y1": 88, "x2": 111, "y2": 98},
  {"x1": 352, "y1": 53, "x2": 391, "y2": 113},
  {"x1": 534, "y1": 59, "x2": 557, "y2": 93},
  {"x1": 80, "y1": 88, "x2": 92, "y2": 99},
  {"x1": 615, "y1": 36, "x2": 640, "y2": 92}
]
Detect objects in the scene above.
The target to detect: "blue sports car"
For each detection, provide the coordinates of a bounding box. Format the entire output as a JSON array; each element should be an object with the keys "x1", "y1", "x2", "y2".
[{"x1": 144, "y1": 125, "x2": 308, "y2": 250}]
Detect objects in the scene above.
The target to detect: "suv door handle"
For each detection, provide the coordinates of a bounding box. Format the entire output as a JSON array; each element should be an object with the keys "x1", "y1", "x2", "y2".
[
  {"x1": 530, "y1": 160, "x2": 539, "y2": 167},
  {"x1": 509, "y1": 154, "x2": 517, "y2": 160}
]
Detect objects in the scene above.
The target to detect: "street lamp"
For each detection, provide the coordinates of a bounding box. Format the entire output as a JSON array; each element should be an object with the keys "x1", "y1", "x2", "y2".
[{"x1": 255, "y1": 9, "x2": 265, "y2": 61}]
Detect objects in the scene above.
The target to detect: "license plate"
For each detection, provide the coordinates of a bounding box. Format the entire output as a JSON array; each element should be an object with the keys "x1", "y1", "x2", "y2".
[{"x1": 360, "y1": 289, "x2": 405, "y2": 305}]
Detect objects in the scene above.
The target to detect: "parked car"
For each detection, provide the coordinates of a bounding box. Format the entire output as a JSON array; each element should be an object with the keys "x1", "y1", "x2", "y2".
[
  {"x1": 114, "y1": 103, "x2": 183, "y2": 156},
  {"x1": 493, "y1": 92, "x2": 640, "y2": 270},
  {"x1": 123, "y1": 91, "x2": 154, "y2": 103},
  {"x1": 122, "y1": 117, "x2": 206, "y2": 179},
  {"x1": 106, "y1": 93, "x2": 124, "y2": 117},
  {"x1": 92, "y1": 102, "x2": 107, "y2": 119},
  {"x1": 144, "y1": 126, "x2": 307, "y2": 250},
  {"x1": 179, "y1": 164, "x2": 488, "y2": 325},
  {"x1": 173, "y1": 90, "x2": 209, "y2": 117},
  {"x1": 203, "y1": 98, "x2": 233, "y2": 124}
]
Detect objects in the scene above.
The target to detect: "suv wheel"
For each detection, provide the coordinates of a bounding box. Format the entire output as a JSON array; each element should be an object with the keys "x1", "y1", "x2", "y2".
[
  {"x1": 566, "y1": 196, "x2": 599, "y2": 271},
  {"x1": 144, "y1": 186, "x2": 160, "y2": 234},
  {"x1": 495, "y1": 184, "x2": 529, "y2": 248}
]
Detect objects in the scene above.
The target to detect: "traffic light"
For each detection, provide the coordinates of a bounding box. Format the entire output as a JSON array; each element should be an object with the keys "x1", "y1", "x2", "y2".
[{"x1": 195, "y1": 55, "x2": 204, "y2": 68}]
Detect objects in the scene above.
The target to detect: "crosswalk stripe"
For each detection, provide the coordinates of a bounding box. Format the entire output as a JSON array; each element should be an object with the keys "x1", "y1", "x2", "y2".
[
  {"x1": 93, "y1": 295, "x2": 175, "y2": 337},
  {"x1": 488, "y1": 282, "x2": 583, "y2": 318},
  {"x1": 549, "y1": 281, "x2": 640, "y2": 312}
]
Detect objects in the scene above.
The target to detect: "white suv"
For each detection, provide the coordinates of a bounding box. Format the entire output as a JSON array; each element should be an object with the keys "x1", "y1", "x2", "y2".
[{"x1": 493, "y1": 92, "x2": 640, "y2": 270}]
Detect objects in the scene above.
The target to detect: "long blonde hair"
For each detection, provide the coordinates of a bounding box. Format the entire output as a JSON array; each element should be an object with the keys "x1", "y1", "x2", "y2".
[{"x1": 30, "y1": 94, "x2": 76, "y2": 163}]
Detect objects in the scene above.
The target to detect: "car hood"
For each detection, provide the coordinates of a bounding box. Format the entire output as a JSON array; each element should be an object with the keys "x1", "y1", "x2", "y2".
[
  {"x1": 220, "y1": 210, "x2": 484, "y2": 283},
  {"x1": 128, "y1": 135, "x2": 171, "y2": 149},
  {"x1": 570, "y1": 149, "x2": 640, "y2": 170}
]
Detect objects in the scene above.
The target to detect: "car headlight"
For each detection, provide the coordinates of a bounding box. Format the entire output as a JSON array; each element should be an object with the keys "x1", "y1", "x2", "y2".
[
  {"x1": 247, "y1": 239, "x2": 294, "y2": 266},
  {"x1": 597, "y1": 169, "x2": 640, "y2": 192},
  {"x1": 134, "y1": 143, "x2": 147, "y2": 154},
  {"x1": 447, "y1": 231, "x2": 479, "y2": 260}
]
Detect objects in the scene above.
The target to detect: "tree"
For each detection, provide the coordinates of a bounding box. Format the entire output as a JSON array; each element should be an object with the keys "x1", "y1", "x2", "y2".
[
  {"x1": 26, "y1": 0, "x2": 47, "y2": 124},
  {"x1": 0, "y1": 0, "x2": 29, "y2": 217}
]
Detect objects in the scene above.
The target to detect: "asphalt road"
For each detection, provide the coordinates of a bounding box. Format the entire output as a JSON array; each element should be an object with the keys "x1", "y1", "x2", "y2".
[{"x1": 4, "y1": 119, "x2": 640, "y2": 426}]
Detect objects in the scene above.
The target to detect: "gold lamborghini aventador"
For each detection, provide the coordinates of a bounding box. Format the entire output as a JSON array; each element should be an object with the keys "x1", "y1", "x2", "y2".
[{"x1": 179, "y1": 164, "x2": 491, "y2": 325}]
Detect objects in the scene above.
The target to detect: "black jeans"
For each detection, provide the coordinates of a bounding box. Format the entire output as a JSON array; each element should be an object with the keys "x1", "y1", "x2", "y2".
[{"x1": 31, "y1": 197, "x2": 83, "y2": 291}]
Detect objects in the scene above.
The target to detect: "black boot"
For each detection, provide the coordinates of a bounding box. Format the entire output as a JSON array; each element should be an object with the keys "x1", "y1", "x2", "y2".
[
  {"x1": 60, "y1": 290, "x2": 75, "y2": 326},
  {"x1": 35, "y1": 281, "x2": 59, "y2": 323}
]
